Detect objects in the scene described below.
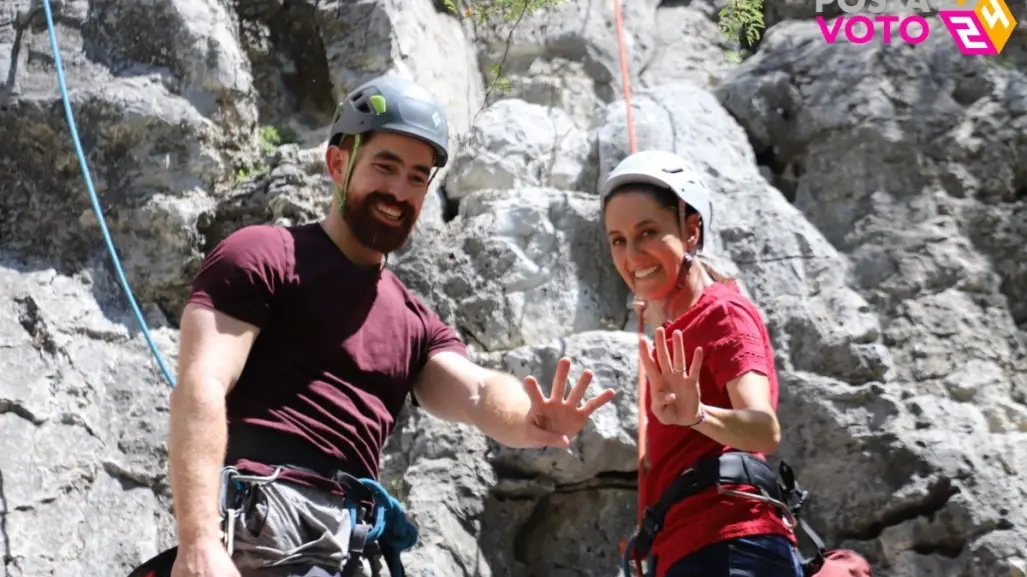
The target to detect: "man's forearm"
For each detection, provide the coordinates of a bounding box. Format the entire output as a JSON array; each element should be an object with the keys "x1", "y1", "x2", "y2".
[
  {"x1": 470, "y1": 369, "x2": 536, "y2": 448},
  {"x1": 167, "y1": 376, "x2": 229, "y2": 545}
]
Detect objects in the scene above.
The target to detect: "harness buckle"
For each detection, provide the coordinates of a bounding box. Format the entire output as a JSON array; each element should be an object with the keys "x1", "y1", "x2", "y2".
[
  {"x1": 776, "y1": 461, "x2": 811, "y2": 517},
  {"x1": 633, "y1": 507, "x2": 662, "y2": 556},
  {"x1": 717, "y1": 486, "x2": 797, "y2": 530},
  {"x1": 349, "y1": 523, "x2": 369, "y2": 555},
  {"x1": 639, "y1": 507, "x2": 662, "y2": 538},
  {"x1": 790, "y1": 487, "x2": 810, "y2": 516}
]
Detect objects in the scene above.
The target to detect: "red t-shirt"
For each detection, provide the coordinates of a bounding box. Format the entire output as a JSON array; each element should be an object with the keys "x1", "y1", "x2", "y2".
[
  {"x1": 643, "y1": 281, "x2": 795, "y2": 576},
  {"x1": 186, "y1": 223, "x2": 468, "y2": 489}
]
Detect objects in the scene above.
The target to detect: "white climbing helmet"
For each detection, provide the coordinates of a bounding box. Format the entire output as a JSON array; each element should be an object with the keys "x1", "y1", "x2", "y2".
[{"x1": 599, "y1": 150, "x2": 713, "y2": 252}]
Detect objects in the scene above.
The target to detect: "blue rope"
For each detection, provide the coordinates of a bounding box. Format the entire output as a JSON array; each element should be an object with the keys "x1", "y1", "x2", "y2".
[
  {"x1": 344, "y1": 478, "x2": 418, "y2": 577},
  {"x1": 354, "y1": 478, "x2": 418, "y2": 549},
  {"x1": 621, "y1": 534, "x2": 637, "y2": 577},
  {"x1": 40, "y1": 0, "x2": 176, "y2": 388},
  {"x1": 621, "y1": 533, "x2": 655, "y2": 577}
]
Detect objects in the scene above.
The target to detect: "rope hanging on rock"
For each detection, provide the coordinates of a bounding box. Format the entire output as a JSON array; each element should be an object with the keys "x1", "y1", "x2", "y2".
[
  {"x1": 613, "y1": 0, "x2": 638, "y2": 156},
  {"x1": 611, "y1": 0, "x2": 649, "y2": 574},
  {"x1": 39, "y1": 0, "x2": 177, "y2": 388}
]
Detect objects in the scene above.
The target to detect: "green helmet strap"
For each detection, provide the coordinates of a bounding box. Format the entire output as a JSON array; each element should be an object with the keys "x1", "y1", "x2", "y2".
[{"x1": 335, "y1": 133, "x2": 363, "y2": 218}]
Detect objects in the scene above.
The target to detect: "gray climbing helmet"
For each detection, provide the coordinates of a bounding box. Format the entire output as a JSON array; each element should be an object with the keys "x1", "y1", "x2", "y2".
[
  {"x1": 329, "y1": 75, "x2": 450, "y2": 168},
  {"x1": 599, "y1": 150, "x2": 713, "y2": 252}
]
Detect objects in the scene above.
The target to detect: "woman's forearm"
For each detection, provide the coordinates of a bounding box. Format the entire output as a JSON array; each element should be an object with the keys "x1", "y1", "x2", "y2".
[{"x1": 690, "y1": 403, "x2": 781, "y2": 455}]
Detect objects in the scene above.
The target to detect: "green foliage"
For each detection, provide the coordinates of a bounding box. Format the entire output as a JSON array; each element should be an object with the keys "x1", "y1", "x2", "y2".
[
  {"x1": 443, "y1": 0, "x2": 563, "y2": 99},
  {"x1": 447, "y1": 0, "x2": 554, "y2": 25},
  {"x1": 485, "y1": 62, "x2": 513, "y2": 94},
  {"x1": 718, "y1": 0, "x2": 765, "y2": 62},
  {"x1": 237, "y1": 124, "x2": 300, "y2": 184},
  {"x1": 235, "y1": 164, "x2": 267, "y2": 185},
  {"x1": 987, "y1": 52, "x2": 1016, "y2": 68},
  {"x1": 258, "y1": 124, "x2": 299, "y2": 155},
  {"x1": 724, "y1": 49, "x2": 751, "y2": 64}
]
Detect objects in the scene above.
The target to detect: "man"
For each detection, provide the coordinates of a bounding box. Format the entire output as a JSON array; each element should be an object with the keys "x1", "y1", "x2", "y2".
[{"x1": 167, "y1": 75, "x2": 617, "y2": 577}]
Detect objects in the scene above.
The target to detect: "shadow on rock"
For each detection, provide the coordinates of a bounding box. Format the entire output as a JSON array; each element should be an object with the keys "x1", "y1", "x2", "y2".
[{"x1": 478, "y1": 477, "x2": 636, "y2": 577}]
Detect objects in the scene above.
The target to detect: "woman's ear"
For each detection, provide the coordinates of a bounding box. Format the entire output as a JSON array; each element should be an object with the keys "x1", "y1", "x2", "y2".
[{"x1": 684, "y1": 213, "x2": 703, "y2": 252}]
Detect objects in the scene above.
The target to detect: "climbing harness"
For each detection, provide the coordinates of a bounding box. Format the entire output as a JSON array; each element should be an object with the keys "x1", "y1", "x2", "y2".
[
  {"x1": 222, "y1": 423, "x2": 421, "y2": 577},
  {"x1": 619, "y1": 451, "x2": 829, "y2": 577},
  {"x1": 127, "y1": 459, "x2": 418, "y2": 577},
  {"x1": 39, "y1": 1, "x2": 417, "y2": 574},
  {"x1": 216, "y1": 468, "x2": 416, "y2": 577}
]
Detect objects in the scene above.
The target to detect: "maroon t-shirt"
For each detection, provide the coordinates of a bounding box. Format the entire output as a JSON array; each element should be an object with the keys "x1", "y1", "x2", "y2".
[{"x1": 186, "y1": 223, "x2": 468, "y2": 487}]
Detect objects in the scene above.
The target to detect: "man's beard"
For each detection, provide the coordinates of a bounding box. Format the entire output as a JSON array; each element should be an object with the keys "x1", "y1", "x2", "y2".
[{"x1": 343, "y1": 190, "x2": 417, "y2": 254}]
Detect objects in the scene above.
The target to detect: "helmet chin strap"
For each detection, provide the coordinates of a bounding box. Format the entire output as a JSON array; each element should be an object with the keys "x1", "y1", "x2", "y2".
[{"x1": 335, "y1": 134, "x2": 363, "y2": 219}]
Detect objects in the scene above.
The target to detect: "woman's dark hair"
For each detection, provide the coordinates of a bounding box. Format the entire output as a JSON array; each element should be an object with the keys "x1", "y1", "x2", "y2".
[
  {"x1": 602, "y1": 182, "x2": 682, "y2": 214},
  {"x1": 602, "y1": 183, "x2": 732, "y2": 282}
]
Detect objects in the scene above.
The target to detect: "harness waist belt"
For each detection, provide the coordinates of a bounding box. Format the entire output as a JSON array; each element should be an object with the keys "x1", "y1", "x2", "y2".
[
  {"x1": 226, "y1": 423, "x2": 368, "y2": 497},
  {"x1": 634, "y1": 451, "x2": 781, "y2": 558},
  {"x1": 225, "y1": 424, "x2": 401, "y2": 577}
]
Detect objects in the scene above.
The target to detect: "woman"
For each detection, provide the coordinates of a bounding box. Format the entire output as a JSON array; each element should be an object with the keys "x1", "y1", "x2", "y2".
[{"x1": 601, "y1": 150, "x2": 803, "y2": 577}]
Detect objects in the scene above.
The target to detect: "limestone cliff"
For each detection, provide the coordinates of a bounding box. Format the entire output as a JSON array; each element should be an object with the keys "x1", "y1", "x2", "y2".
[{"x1": 1, "y1": 0, "x2": 1025, "y2": 576}]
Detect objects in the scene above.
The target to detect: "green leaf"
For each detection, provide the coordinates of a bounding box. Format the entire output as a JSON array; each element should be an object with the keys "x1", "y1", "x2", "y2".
[{"x1": 717, "y1": 0, "x2": 765, "y2": 54}]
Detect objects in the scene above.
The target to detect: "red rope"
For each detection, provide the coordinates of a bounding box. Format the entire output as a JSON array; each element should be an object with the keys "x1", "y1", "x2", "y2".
[{"x1": 612, "y1": 0, "x2": 646, "y2": 573}]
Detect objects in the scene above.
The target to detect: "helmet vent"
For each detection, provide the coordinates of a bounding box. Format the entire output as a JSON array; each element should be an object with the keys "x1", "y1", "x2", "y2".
[{"x1": 662, "y1": 167, "x2": 683, "y2": 174}]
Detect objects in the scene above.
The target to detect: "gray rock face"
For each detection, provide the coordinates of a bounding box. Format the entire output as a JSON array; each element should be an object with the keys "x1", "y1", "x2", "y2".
[
  {"x1": 2, "y1": 1, "x2": 1026, "y2": 577},
  {"x1": 444, "y1": 99, "x2": 593, "y2": 200},
  {"x1": 0, "y1": 260, "x2": 179, "y2": 576},
  {"x1": 714, "y1": 21, "x2": 1027, "y2": 576},
  {"x1": 392, "y1": 186, "x2": 629, "y2": 353}
]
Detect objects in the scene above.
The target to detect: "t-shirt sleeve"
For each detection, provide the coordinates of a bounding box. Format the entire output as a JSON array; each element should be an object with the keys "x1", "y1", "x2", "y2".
[
  {"x1": 425, "y1": 315, "x2": 469, "y2": 359},
  {"x1": 408, "y1": 299, "x2": 469, "y2": 408},
  {"x1": 700, "y1": 300, "x2": 771, "y2": 389},
  {"x1": 186, "y1": 225, "x2": 291, "y2": 328}
]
